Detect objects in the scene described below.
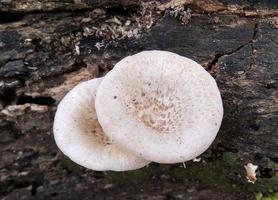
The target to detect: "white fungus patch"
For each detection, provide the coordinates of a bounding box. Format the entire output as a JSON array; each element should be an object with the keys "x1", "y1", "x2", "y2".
[
  {"x1": 244, "y1": 163, "x2": 258, "y2": 184},
  {"x1": 75, "y1": 44, "x2": 80, "y2": 55},
  {"x1": 193, "y1": 157, "x2": 201, "y2": 162}
]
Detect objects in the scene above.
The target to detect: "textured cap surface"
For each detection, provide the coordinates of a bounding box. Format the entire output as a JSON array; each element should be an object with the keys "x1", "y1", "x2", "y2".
[
  {"x1": 95, "y1": 50, "x2": 223, "y2": 163},
  {"x1": 53, "y1": 78, "x2": 150, "y2": 171}
]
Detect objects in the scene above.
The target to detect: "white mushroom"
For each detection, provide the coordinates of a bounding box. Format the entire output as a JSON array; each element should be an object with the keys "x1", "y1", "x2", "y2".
[
  {"x1": 95, "y1": 50, "x2": 223, "y2": 163},
  {"x1": 244, "y1": 163, "x2": 258, "y2": 184},
  {"x1": 53, "y1": 78, "x2": 150, "y2": 171}
]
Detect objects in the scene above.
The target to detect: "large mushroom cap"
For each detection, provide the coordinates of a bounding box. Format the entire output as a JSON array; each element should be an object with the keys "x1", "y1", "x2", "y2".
[
  {"x1": 95, "y1": 50, "x2": 223, "y2": 163},
  {"x1": 53, "y1": 78, "x2": 150, "y2": 171}
]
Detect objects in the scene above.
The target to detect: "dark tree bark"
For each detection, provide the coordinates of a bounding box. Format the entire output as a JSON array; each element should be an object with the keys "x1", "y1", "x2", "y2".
[
  {"x1": 0, "y1": 0, "x2": 277, "y2": 199},
  {"x1": 0, "y1": 0, "x2": 145, "y2": 13}
]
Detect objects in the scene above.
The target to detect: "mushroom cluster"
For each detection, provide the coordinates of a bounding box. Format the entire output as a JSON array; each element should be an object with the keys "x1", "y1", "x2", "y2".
[{"x1": 53, "y1": 50, "x2": 223, "y2": 171}]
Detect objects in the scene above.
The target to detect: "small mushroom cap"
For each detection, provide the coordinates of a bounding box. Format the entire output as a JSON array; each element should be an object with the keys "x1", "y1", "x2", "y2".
[
  {"x1": 53, "y1": 78, "x2": 150, "y2": 171},
  {"x1": 244, "y1": 163, "x2": 258, "y2": 184},
  {"x1": 95, "y1": 50, "x2": 223, "y2": 163}
]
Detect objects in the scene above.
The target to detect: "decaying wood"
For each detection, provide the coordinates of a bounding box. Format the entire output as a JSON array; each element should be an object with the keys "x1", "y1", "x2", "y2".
[
  {"x1": 0, "y1": 0, "x2": 144, "y2": 13},
  {"x1": 0, "y1": 0, "x2": 277, "y2": 199}
]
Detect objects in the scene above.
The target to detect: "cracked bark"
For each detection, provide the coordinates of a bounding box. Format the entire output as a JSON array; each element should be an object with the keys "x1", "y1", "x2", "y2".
[
  {"x1": 207, "y1": 21, "x2": 259, "y2": 72},
  {"x1": 0, "y1": 0, "x2": 278, "y2": 200},
  {"x1": 206, "y1": 41, "x2": 250, "y2": 72}
]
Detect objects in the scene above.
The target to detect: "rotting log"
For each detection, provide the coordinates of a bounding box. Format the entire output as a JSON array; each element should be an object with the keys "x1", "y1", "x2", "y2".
[
  {"x1": 0, "y1": 0, "x2": 278, "y2": 199},
  {"x1": 0, "y1": 0, "x2": 144, "y2": 13}
]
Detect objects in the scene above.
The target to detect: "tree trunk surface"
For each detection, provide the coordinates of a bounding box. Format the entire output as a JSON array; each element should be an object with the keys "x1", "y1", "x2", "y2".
[{"x1": 0, "y1": 0, "x2": 277, "y2": 199}]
